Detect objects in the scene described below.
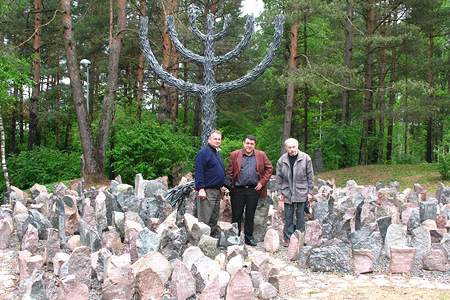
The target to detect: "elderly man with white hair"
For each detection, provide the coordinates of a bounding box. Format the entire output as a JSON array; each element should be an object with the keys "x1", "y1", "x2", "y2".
[{"x1": 275, "y1": 138, "x2": 314, "y2": 247}]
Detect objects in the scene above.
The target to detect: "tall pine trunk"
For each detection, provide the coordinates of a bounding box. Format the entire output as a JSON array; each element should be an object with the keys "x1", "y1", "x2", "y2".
[
  {"x1": 281, "y1": 24, "x2": 299, "y2": 155},
  {"x1": 28, "y1": 0, "x2": 43, "y2": 150},
  {"x1": 342, "y1": 4, "x2": 353, "y2": 124}
]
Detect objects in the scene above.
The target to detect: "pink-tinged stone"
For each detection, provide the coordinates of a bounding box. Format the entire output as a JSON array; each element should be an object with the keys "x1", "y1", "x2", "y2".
[
  {"x1": 57, "y1": 274, "x2": 89, "y2": 300},
  {"x1": 155, "y1": 217, "x2": 178, "y2": 235},
  {"x1": 422, "y1": 249, "x2": 448, "y2": 272},
  {"x1": 401, "y1": 204, "x2": 416, "y2": 225},
  {"x1": 65, "y1": 205, "x2": 79, "y2": 236},
  {"x1": 103, "y1": 253, "x2": 134, "y2": 300},
  {"x1": 436, "y1": 214, "x2": 446, "y2": 229},
  {"x1": 147, "y1": 218, "x2": 160, "y2": 232},
  {"x1": 226, "y1": 268, "x2": 254, "y2": 300},
  {"x1": 422, "y1": 220, "x2": 437, "y2": 229},
  {"x1": 68, "y1": 246, "x2": 92, "y2": 287},
  {"x1": 52, "y1": 252, "x2": 70, "y2": 276},
  {"x1": 191, "y1": 255, "x2": 221, "y2": 292},
  {"x1": 287, "y1": 234, "x2": 299, "y2": 261},
  {"x1": 388, "y1": 246, "x2": 416, "y2": 273},
  {"x1": 11, "y1": 185, "x2": 29, "y2": 205},
  {"x1": 124, "y1": 220, "x2": 143, "y2": 263},
  {"x1": 82, "y1": 205, "x2": 97, "y2": 231},
  {"x1": 105, "y1": 228, "x2": 123, "y2": 254},
  {"x1": 217, "y1": 270, "x2": 231, "y2": 297},
  {"x1": 227, "y1": 245, "x2": 246, "y2": 260},
  {"x1": 250, "y1": 255, "x2": 270, "y2": 280},
  {"x1": 304, "y1": 220, "x2": 323, "y2": 248},
  {"x1": 267, "y1": 267, "x2": 280, "y2": 278},
  {"x1": 66, "y1": 235, "x2": 81, "y2": 252},
  {"x1": 191, "y1": 222, "x2": 211, "y2": 245},
  {"x1": 198, "y1": 272, "x2": 220, "y2": 300},
  {"x1": 268, "y1": 272, "x2": 296, "y2": 294},
  {"x1": 219, "y1": 192, "x2": 232, "y2": 223},
  {"x1": 43, "y1": 228, "x2": 60, "y2": 269},
  {"x1": 132, "y1": 251, "x2": 172, "y2": 284},
  {"x1": 21, "y1": 224, "x2": 39, "y2": 254},
  {"x1": 430, "y1": 229, "x2": 447, "y2": 244},
  {"x1": 18, "y1": 251, "x2": 43, "y2": 281},
  {"x1": 171, "y1": 259, "x2": 196, "y2": 300},
  {"x1": 135, "y1": 267, "x2": 164, "y2": 300},
  {"x1": 353, "y1": 249, "x2": 375, "y2": 274},
  {"x1": 102, "y1": 274, "x2": 135, "y2": 300},
  {"x1": 265, "y1": 206, "x2": 286, "y2": 245},
  {"x1": 183, "y1": 213, "x2": 198, "y2": 234},
  {"x1": 264, "y1": 229, "x2": 280, "y2": 253},
  {"x1": 0, "y1": 219, "x2": 12, "y2": 249},
  {"x1": 258, "y1": 282, "x2": 278, "y2": 299}
]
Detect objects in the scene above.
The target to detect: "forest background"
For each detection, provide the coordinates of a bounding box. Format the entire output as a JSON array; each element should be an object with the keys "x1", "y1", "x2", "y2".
[{"x1": 1, "y1": 0, "x2": 450, "y2": 197}]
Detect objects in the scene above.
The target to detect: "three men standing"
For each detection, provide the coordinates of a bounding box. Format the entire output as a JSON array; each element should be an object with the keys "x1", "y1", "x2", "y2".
[
  {"x1": 227, "y1": 135, "x2": 273, "y2": 246},
  {"x1": 194, "y1": 130, "x2": 225, "y2": 238},
  {"x1": 276, "y1": 138, "x2": 314, "y2": 246}
]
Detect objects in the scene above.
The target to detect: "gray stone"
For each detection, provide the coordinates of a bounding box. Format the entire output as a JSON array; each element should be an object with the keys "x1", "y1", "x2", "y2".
[
  {"x1": 436, "y1": 182, "x2": 450, "y2": 205},
  {"x1": 407, "y1": 191, "x2": 420, "y2": 206},
  {"x1": 313, "y1": 201, "x2": 329, "y2": 223},
  {"x1": 253, "y1": 195, "x2": 273, "y2": 243},
  {"x1": 139, "y1": 197, "x2": 159, "y2": 226},
  {"x1": 116, "y1": 194, "x2": 141, "y2": 213},
  {"x1": 297, "y1": 245, "x2": 313, "y2": 267},
  {"x1": 95, "y1": 192, "x2": 108, "y2": 233},
  {"x1": 78, "y1": 219, "x2": 102, "y2": 252},
  {"x1": 422, "y1": 249, "x2": 447, "y2": 272},
  {"x1": 0, "y1": 218, "x2": 12, "y2": 249},
  {"x1": 353, "y1": 231, "x2": 383, "y2": 261},
  {"x1": 182, "y1": 246, "x2": 205, "y2": 270},
  {"x1": 155, "y1": 193, "x2": 173, "y2": 224},
  {"x1": 136, "y1": 228, "x2": 161, "y2": 259},
  {"x1": 198, "y1": 234, "x2": 218, "y2": 259},
  {"x1": 420, "y1": 200, "x2": 438, "y2": 223},
  {"x1": 24, "y1": 209, "x2": 52, "y2": 240},
  {"x1": 376, "y1": 216, "x2": 391, "y2": 242},
  {"x1": 159, "y1": 227, "x2": 188, "y2": 262},
  {"x1": 51, "y1": 196, "x2": 67, "y2": 246},
  {"x1": 385, "y1": 224, "x2": 407, "y2": 259},
  {"x1": 321, "y1": 213, "x2": 340, "y2": 240},
  {"x1": 309, "y1": 245, "x2": 349, "y2": 272},
  {"x1": 53, "y1": 182, "x2": 69, "y2": 199},
  {"x1": 227, "y1": 235, "x2": 244, "y2": 247},
  {"x1": 407, "y1": 208, "x2": 420, "y2": 234},
  {"x1": 411, "y1": 226, "x2": 431, "y2": 262},
  {"x1": 144, "y1": 180, "x2": 168, "y2": 198}
]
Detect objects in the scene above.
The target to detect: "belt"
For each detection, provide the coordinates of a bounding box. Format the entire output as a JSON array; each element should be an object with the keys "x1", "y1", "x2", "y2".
[{"x1": 235, "y1": 185, "x2": 257, "y2": 189}]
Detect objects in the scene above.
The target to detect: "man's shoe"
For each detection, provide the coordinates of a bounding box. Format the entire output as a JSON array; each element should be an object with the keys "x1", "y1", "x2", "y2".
[
  {"x1": 283, "y1": 242, "x2": 290, "y2": 247},
  {"x1": 245, "y1": 238, "x2": 257, "y2": 246}
]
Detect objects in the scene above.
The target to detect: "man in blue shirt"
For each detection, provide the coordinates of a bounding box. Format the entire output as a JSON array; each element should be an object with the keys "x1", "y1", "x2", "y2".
[{"x1": 195, "y1": 130, "x2": 225, "y2": 237}]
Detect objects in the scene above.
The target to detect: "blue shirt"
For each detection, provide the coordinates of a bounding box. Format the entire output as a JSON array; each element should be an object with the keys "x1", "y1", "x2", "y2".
[{"x1": 194, "y1": 144, "x2": 225, "y2": 190}]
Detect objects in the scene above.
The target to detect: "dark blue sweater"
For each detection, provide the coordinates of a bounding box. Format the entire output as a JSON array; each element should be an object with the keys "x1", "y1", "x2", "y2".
[{"x1": 195, "y1": 144, "x2": 225, "y2": 190}]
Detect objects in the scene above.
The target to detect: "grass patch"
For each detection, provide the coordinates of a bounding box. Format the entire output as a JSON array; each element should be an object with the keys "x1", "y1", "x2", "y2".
[{"x1": 316, "y1": 163, "x2": 450, "y2": 194}]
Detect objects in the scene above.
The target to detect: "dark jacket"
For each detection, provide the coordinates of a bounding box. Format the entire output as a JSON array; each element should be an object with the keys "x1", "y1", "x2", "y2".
[
  {"x1": 227, "y1": 149, "x2": 273, "y2": 198},
  {"x1": 275, "y1": 150, "x2": 314, "y2": 204},
  {"x1": 195, "y1": 144, "x2": 225, "y2": 190}
]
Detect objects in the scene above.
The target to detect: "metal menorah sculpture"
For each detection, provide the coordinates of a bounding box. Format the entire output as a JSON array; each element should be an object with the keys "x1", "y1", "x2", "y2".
[{"x1": 140, "y1": 13, "x2": 284, "y2": 146}]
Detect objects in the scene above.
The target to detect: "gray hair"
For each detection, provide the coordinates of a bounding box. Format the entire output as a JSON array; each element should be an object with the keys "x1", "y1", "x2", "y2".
[
  {"x1": 210, "y1": 130, "x2": 222, "y2": 137},
  {"x1": 284, "y1": 138, "x2": 299, "y2": 147}
]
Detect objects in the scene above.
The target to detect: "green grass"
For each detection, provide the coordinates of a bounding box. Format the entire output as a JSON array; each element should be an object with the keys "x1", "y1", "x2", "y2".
[{"x1": 316, "y1": 163, "x2": 450, "y2": 195}]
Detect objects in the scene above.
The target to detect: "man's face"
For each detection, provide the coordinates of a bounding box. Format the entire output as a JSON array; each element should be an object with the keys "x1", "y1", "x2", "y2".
[
  {"x1": 209, "y1": 132, "x2": 222, "y2": 148},
  {"x1": 285, "y1": 143, "x2": 298, "y2": 156},
  {"x1": 243, "y1": 138, "x2": 256, "y2": 155}
]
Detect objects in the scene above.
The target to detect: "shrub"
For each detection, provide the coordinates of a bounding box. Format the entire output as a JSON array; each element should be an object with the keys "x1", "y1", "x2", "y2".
[
  {"x1": 435, "y1": 145, "x2": 450, "y2": 180},
  {"x1": 6, "y1": 147, "x2": 80, "y2": 191}
]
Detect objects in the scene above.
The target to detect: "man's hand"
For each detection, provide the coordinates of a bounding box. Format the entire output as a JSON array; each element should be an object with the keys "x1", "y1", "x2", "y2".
[
  {"x1": 278, "y1": 195, "x2": 284, "y2": 202},
  {"x1": 307, "y1": 193, "x2": 313, "y2": 201},
  {"x1": 255, "y1": 182, "x2": 262, "y2": 190},
  {"x1": 199, "y1": 188, "x2": 206, "y2": 200}
]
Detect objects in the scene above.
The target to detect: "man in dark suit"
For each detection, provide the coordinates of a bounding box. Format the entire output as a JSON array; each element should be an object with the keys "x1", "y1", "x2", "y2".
[{"x1": 227, "y1": 135, "x2": 273, "y2": 246}]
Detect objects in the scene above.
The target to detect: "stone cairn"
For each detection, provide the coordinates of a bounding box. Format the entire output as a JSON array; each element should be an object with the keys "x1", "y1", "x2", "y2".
[{"x1": 1, "y1": 174, "x2": 450, "y2": 300}]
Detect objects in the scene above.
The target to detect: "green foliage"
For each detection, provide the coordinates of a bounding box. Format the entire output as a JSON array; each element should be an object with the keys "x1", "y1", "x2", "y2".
[
  {"x1": 6, "y1": 147, "x2": 80, "y2": 191},
  {"x1": 309, "y1": 123, "x2": 361, "y2": 171},
  {"x1": 108, "y1": 113, "x2": 197, "y2": 184},
  {"x1": 435, "y1": 134, "x2": 450, "y2": 180}
]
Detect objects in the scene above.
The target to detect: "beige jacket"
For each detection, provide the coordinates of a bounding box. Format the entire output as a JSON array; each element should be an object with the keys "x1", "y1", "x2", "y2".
[{"x1": 275, "y1": 150, "x2": 314, "y2": 204}]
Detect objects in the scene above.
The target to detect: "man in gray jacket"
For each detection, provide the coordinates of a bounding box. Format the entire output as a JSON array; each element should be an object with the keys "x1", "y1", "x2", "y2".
[{"x1": 276, "y1": 138, "x2": 314, "y2": 247}]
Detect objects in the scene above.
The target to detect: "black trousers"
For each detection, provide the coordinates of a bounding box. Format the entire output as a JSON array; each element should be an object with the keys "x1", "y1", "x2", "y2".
[{"x1": 230, "y1": 186, "x2": 260, "y2": 241}]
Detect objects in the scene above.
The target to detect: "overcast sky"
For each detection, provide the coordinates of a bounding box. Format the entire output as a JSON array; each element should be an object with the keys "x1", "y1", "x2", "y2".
[{"x1": 241, "y1": 0, "x2": 264, "y2": 17}]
